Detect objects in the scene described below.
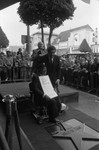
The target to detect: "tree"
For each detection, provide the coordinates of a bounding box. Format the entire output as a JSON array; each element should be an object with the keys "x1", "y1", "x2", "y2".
[
  {"x1": 0, "y1": 27, "x2": 9, "y2": 48},
  {"x1": 17, "y1": 0, "x2": 75, "y2": 45},
  {"x1": 44, "y1": 0, "x2": 76, "y2": 45},
  {"x1": 17, "y1": 0, "x2": 48, "y2": 43}
]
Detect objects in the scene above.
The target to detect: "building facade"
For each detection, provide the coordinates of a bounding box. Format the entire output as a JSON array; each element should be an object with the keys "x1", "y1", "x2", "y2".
[
  {"x1": 52, "y1": 24, "x2": 97, "y2": 56},
  {"x1": 28, "y1": 25, "x2": 99, "y2": 56},
  {"x1": 30, "y1": 31, "x2": 58, "y2": 53}
]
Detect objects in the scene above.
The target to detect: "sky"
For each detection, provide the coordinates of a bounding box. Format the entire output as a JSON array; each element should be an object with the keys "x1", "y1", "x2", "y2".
[{"x1": 0, "y1": 0, "x2": 99, "y2": 46}]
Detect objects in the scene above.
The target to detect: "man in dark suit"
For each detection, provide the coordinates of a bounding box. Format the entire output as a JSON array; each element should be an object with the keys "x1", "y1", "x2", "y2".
[
  {"x1": 39, "y1": 45, "x2": 61, "y2": 88},
  {"x1": 29, "y1": 63, "x2": 61, "y2": 123}
]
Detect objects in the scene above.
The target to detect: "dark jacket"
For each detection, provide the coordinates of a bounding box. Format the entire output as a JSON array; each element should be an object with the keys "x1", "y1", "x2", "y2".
[
  {"x1": 40, "y1": 54, "x2": 61, "y2": 87},
  {"x1": 29, "y1": 73, "x2": 44, "y2": 106},
  {"x1": 29, "y1": 73, "x2": 61, "y2": 119}
]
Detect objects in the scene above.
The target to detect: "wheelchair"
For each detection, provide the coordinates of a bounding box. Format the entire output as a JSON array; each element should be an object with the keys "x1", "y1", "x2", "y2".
[
  {"x1": 29, "y1": 81, "x2": 67, "y2": 124},
  {"x1": 29, "y1": 82, "x2": 49, "y2": 124}
]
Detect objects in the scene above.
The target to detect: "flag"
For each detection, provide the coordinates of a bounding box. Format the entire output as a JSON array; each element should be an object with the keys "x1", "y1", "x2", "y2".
[{"x1": 81, "y1": 0, "x2": 90, "y2": 4}]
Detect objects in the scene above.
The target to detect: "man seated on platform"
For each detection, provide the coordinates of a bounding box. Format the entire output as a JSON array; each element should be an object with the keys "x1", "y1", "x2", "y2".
[{"x1": 29, "y1": 63, "x2": 62, "y2": 123}]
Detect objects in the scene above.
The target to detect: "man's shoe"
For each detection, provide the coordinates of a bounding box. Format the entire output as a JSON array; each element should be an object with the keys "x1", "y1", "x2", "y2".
[
  {"x1": 37, "y1": 117, "x2": 43, "y2": 124},
  {"x1": 61, "y1": 103, "x2": 67, "y2": 111},
  {"x1": 49, "y1": 118, "x2": 60, "y2": 123}
]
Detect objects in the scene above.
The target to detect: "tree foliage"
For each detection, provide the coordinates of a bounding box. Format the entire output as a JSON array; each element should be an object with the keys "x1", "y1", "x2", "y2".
[
  {"x1": 18, "y1": 0, "x2": 48, "y2": 43},
  {"x1": 44, "y1": 0, "x2": 76, "y2": 44},
  {"x1": 0, "y1": 27, "x2": 9, "y2": 48},
  {"x1": 17, "y1": 0, "x2": 76, "y2": 45},
  {"x1": 17, "y1": 0, "x2": 49, "y2": 26}
]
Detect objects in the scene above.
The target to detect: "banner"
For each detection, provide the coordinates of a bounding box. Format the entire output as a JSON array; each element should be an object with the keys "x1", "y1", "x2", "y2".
[{"x1": 81, "y1": 0, "x2": 90, "y2": 4}]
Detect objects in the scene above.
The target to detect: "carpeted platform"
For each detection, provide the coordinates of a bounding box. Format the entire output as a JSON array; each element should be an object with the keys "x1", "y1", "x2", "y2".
[
  {"x1": 2, "y1": 82, "x2": 99, "y2": 150},
  {"x1": 59, "y1": 85, "x2": 79, "y2": 103},
  {"x1": 0, "y1": 82, "x2": 79, "y2": 150},
  {"x1": 0, "y1": 82, "x2": 30, "y2": 96},
  {"x1": 0, "y1": 82, "x2": 79, "y2": 113},
  {"x1": 0, "y1": 82, "x2": 79, "y2": 102}
]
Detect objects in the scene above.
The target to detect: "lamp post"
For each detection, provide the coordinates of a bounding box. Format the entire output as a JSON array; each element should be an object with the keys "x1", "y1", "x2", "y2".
[{"x1": 26, "y1": 25, "x2": 31, "y2": 56}]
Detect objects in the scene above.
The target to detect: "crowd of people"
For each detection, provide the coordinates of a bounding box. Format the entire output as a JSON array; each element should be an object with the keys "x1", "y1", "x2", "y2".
[
  {"x1": 60, "y1": 53, "x2": 99, "y2": 94},
  {"x1": 0, "y1": 48, "x2": 32, "y2": 81},
  {"x1": 1, "y1": 42, "x2": 99, "y2": 96}
]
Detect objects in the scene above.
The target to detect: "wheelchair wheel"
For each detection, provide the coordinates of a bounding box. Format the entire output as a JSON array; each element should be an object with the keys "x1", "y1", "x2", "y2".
[{"x1": 37, "y1": 116, "x2": 43, "y2": 124}]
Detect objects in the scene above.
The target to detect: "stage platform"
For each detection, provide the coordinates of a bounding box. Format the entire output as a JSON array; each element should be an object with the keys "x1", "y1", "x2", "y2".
[
  {"x1": 0, "y1": 82, "x2": 79, "y2": 113},
  {"x1": 0, "y1": 82, "x2": 79, "y2": 100}
]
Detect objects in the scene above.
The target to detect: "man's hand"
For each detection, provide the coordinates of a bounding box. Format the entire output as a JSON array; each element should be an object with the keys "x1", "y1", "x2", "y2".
[
  {"x1": 55, "y1": 79, "x2": 60, "y2": 86},
  {"x1": 43, "y1": 94, "x2": 50, "y2": 100}
]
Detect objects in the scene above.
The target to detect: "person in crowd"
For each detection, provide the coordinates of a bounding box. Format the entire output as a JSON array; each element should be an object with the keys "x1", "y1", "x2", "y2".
[
  {"x1": 31, "y1": 41, "x2": 45, "y2": 73},
  {"x1": 87, "y1": 58, "x2": 96, "y2": 90},
  {"x1": 31, "y1": 41, "x2": 45, "y2": 60},
  {"x1": 5, "y1": 51, "x2": 13, "y2": 80},
  {"x1": 29, "y1": 63, "x2": 61, "y2": 123},
  {"x1": 39, "y1": 45, "x2": 61, "y2": 88},
  {"x1": 60, "y1": 56, "x2": 66, "y2": 84},
  {"x1": 79, "y1": 57, "x2": 89, "y2": 89},
  {"x1": 13, "y1": 53, "x2": 23, "y2": 79},
  {"x1": 62, "y1": 56, "x2": 71, "y2": 85},
  {"x1": 21, "y1": 54, "x2": 32, "y2": 79},
  {"x1": 72, "y1": 60, "x2": 81, "y2": 88},
  {"x1": 93, "y1": 57, "x2": 99, "y2": 90},
  {"x1": 0, "y1": 52, "x2": 7, "y2": 81},
  {"x1": 17, "y1": 48, "x2": 23, "y2": 58}
]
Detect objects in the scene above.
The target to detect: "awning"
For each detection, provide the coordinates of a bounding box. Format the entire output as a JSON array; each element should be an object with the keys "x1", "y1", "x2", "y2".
[{"x1": 0, "y1": 0, "x2": 20, "y2": 10}]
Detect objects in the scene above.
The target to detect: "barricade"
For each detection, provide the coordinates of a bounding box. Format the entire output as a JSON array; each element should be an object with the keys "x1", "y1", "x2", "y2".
[
  {"x1": 88, "y1": 72, "x2": 99, "y2": 94},
  {"x1": 0, "y1": 66, "x2": 32, "y2": 83},
  {"x1": 63, "y1": 67, "x2": 99, "y2": 95},
  {"x1": 67, "y1": 67, "x2": 74, "y2": 86}
]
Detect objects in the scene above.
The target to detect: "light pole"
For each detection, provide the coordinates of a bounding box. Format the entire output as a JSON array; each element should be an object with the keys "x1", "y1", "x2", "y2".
[{"x1": 26, "y1": 25, "x2": 31, "y2": 56}]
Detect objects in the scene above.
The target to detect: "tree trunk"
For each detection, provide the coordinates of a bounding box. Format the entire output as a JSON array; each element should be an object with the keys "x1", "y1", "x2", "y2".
[
  {"x1": 40, "y1": 20, "x2": 44, "y2": 44},
  {"x1": 48, "y1": 27, "x2": 53, "y2": 46},
  {"x1": 26, "y1": 25, "x2": 31, "y2": 56}
]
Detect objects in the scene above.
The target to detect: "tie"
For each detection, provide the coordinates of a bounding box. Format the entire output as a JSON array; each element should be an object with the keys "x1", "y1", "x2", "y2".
[
  {"x1": 49, "y1": 57, "x2": 54, "y2": 64},
  {"x1": 49, "y1": 57, "x2": 52, "y2": 64}
]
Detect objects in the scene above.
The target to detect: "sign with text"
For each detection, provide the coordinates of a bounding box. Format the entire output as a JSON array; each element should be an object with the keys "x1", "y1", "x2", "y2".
[
  {"x1": 39, "y1": 75, "x2": 57, "y2": 99},
  {"x1": 21, "y1": 35, "x2": 27, "y2": 44}
]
